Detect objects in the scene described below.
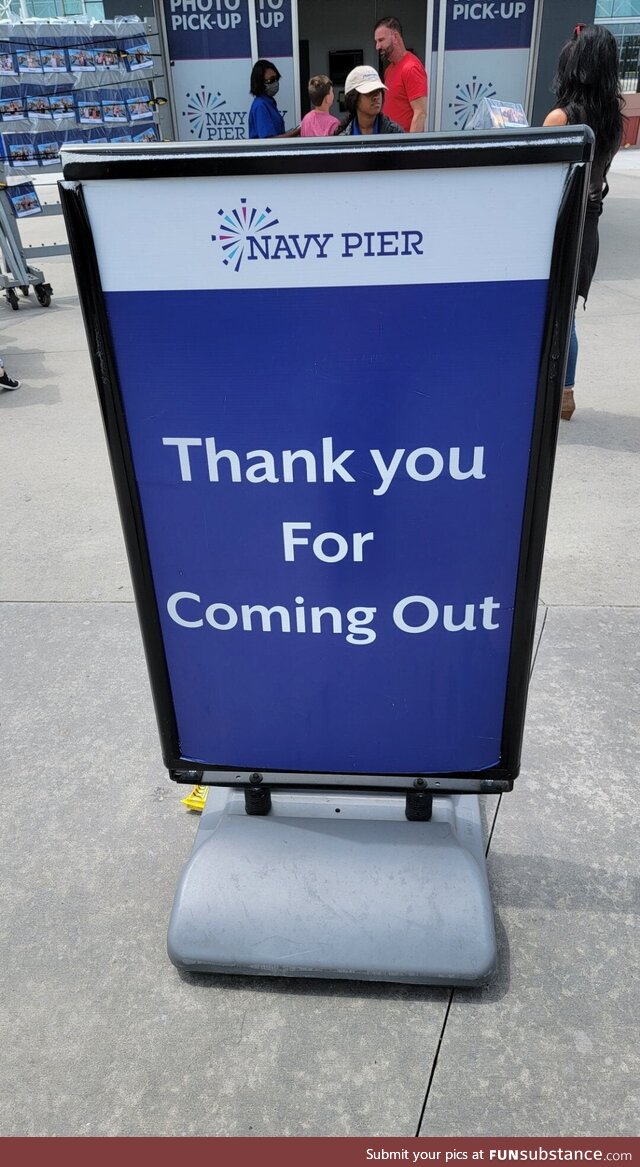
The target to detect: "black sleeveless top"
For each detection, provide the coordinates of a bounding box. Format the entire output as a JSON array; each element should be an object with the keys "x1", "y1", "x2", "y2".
[
  {"x1": 562, "y1": 101, "x2": 614, "y2": 206},
  {"x1": 561, "y1": 102, "x2": 615, "y2": 300}
]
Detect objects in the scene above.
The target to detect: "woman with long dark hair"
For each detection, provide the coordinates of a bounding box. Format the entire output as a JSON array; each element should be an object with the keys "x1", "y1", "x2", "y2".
[{"x1": 544, "y1": 24, "x2": 623, "y2": 420}]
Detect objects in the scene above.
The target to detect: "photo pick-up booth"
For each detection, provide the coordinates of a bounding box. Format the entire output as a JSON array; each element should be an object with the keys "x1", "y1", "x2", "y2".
[{"x1": 60, "y1": 127, "x2": 592, "y2": 985}]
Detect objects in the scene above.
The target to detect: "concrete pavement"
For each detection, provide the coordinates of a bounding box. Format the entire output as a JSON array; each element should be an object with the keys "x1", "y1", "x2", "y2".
[{"x1": 0, "y1": 152, "x2": 638, "y2": 1137}]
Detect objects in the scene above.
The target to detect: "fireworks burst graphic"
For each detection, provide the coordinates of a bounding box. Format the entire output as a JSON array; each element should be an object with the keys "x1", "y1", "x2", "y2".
[
  {"x1": 182, "y1": 86, "x2": 226, "y2": 137},
  {"x1": 212, "y1": 198, "x2": 280, "y2": 273},
  {"x1": 449, "y1": 76, "x2": 496, "y2": 129}
]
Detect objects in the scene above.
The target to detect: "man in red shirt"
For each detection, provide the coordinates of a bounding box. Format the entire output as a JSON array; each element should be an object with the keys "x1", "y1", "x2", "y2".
[{"x1": 374, "y1": 16, "x2": 428, "y2": 133}]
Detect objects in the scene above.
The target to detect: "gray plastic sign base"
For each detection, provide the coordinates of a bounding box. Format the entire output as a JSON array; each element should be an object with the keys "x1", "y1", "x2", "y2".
[{"x1": 168, "y1": 787, "x2": 496, "y2": 987}]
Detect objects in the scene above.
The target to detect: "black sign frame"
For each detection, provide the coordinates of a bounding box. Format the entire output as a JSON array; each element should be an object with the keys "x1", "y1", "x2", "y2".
[{"x1": 60, "y1": 127, "x2": 593, "y2": 794}]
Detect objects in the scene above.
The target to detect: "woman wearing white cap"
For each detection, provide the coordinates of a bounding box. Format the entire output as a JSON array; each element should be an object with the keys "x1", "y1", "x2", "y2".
[{"x1": 335, "y1": 65, "x2": 405, "y2": 136}]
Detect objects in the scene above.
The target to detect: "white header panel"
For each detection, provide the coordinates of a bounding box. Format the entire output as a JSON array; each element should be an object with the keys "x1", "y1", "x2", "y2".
[{"x1": 81, "y1": 162, "x2": 568, "y2": 292}]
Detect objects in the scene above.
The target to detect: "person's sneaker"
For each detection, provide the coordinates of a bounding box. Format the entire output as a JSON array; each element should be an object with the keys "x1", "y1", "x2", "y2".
[{"x1": 0, "y1": 371, "x2": 20, "y2": 390}]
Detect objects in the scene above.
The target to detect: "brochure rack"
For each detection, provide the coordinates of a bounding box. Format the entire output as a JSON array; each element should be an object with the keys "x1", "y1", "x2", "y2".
[{"x1": 0, "y1": 17, "x2": 169, "y2": 173}]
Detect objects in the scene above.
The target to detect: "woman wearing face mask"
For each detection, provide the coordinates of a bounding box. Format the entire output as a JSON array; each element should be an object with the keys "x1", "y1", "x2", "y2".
[
  {"x1": 335, "y1": 66, "x2": 405, "y2": 136},
  {"x1": 249, "y1": 59, "x2": 299, "y2": 138}
]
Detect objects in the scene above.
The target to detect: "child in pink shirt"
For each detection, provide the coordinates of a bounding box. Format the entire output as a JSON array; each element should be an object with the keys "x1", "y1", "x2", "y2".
[{"x1": 300, "y1": 75, "x2": 340, "y2": 137}]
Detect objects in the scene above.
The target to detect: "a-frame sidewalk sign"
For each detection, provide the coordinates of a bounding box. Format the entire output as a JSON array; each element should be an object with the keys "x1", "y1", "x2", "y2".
[{"x1": 60, "y1": 126, "x2": 592, "y2": 984}]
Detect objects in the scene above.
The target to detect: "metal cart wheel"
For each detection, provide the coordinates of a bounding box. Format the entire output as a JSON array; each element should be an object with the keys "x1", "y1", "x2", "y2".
[
  {"x1": 5, "y1": 288, "x2": 19, "y2": 310},
  {"x1": 34, "y1": 283, "x2": 52, "y2": 308}
]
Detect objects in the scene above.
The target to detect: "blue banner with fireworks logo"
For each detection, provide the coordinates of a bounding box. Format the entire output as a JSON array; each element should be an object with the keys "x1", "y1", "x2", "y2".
[
  {"x1": 162, "y1": 0, "x2": 297, "y2": 142},
  {"x1": 162, "y1": 0, "x2": 252, "y2": 143},
  {"x1": 435, "y1": 0, "x2": 538, "y2": 130}
]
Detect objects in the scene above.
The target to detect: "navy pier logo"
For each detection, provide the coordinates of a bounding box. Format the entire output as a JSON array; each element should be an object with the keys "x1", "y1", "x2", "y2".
[
  {"x1": 449, "y1": 76, "x2": 496, "y2": 128},
  {"x1": 211, "y1": 198, "x2": 425, "y2": 272},
  {"x1": 212, "y1": 198, "x2": 279, "y2": 272},
  {"x1": 182, "y1": 86, "x2": 247, "y2": 140}
]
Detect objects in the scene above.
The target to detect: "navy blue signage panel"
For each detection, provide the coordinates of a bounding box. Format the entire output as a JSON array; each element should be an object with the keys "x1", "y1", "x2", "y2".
[
  {"x1": 108, "y1": 281, "x2": 538, "y2": 776},
  {"x1": 60, "y1": 131, "x2": 591, "y2": 791},
  {"x1": 162, "y1": 0, "x2": 251, "y2": 61},
  {"x1": 446, "y1": 0, "x2": 536, "y2": 51},
  {"x1": 256, "y1": 0, "x2": 293, "y2": 58}
]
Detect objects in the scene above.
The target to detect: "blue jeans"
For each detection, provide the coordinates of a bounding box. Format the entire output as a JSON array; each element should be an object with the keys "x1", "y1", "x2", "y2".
[{"x1": 565, "y1": 315, "x2": 578, "y2": 388}]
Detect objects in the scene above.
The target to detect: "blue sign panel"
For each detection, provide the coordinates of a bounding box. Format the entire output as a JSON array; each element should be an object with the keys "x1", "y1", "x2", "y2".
[
  {"x1": 162, "y1": 0, "x2": 251, "y2": 61},
  {"x1": 256, "y1": 0, "x2": 293, "y2": 59},
  {"x1": 71, "y1": 153, "x2": 572, "y2": 781},
  {"x1": 105, "y1": 277, "x2": 546, "y2": 774},
  {"x1": 446, "y1": 0, "x2": 535, "y2": 51}
]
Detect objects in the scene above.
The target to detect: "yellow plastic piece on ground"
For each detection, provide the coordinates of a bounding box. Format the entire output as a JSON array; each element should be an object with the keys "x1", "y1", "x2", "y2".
[{"x1": 181, "y1": 785, "x2": 209, "y2": 813}]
